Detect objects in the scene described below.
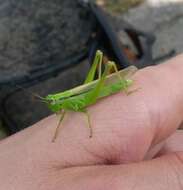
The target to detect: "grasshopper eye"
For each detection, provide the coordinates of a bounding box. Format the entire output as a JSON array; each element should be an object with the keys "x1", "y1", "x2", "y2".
[
  {"x1": 46, "y1": 97, "x2": 56, "y2": 105},
  {"x1": 50, "y1": 99, "x2": 56, "y2": 105}
]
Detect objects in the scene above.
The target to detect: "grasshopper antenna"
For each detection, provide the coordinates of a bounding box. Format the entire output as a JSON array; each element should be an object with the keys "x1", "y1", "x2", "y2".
[{"x1": 14, "y1": 84, "x2": 46, "y2": 102}]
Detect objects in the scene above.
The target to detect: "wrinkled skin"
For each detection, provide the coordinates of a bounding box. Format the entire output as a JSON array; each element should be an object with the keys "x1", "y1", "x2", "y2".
[{"x1": 0, "y1": 55, "x2": 183, "y2": 190}]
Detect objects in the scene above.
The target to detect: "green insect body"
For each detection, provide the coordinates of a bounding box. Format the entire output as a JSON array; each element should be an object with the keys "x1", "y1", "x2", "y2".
[
  {"x1": 44, "y1": 50, "x2": 137, "y2": 141},
  {"x1": 46, "y1": 79, "x2": 132, "y2": 113}
]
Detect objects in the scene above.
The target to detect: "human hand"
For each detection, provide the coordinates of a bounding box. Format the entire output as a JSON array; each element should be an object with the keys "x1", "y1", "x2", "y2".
[{"x1": 0, "y1": 55, "x2": 183, "y2": 190}]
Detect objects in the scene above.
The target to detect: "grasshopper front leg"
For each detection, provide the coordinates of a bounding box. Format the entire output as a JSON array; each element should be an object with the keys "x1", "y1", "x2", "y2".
[{"x1": 52, "y1": 110, "x2": 66, "y2": 142}]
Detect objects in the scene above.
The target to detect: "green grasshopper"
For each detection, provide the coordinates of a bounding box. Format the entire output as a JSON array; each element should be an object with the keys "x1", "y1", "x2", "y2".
[{"x1": 44, "y1": 50, "x2": 138, "y2": 142}]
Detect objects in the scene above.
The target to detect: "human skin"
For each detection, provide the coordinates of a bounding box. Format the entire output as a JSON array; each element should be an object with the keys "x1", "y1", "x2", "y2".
[{"x1": 0, "y1": 55, "x2": 183, "y2": 190}]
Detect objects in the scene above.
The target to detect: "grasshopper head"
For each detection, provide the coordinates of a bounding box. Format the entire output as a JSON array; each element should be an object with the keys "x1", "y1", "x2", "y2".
[
  {"x1": 45, "y1": 95, "x2": 63, "y2": 113},
  {"x1": 45, "y1": 95, "x2": 56, "y2": 104}
]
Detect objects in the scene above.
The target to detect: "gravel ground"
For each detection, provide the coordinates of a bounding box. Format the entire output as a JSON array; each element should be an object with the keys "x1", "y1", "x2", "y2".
[
  {"x1": 121, "y1": 0, "x2": 183, "y2": 60},
  {"x1": 0, "y1": 0, "x2": 91, "y2": 82}
]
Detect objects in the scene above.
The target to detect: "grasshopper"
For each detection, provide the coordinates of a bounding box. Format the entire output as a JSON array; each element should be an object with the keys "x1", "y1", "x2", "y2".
[{"x1": 44, "y1": 50, "x2": 138, "y2": 142}]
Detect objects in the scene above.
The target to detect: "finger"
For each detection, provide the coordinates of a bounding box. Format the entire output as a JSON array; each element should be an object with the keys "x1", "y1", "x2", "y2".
[
  {"x1": 144, "y1": 130, "x2": 183, "y2": 159},
  {"x1": 132, "y1": 55, "x2": 183, "y2": 145},
  {"x1": 179, "y1": 122, "x2": 183, "y2": 129},
  {"x1": 158, "y1": 130, "x2": 183, "y2": 155},
  {"x1": 55, "y1": 152, "x2": 183, "y2": 190},
  {"x1": 144, "y1": 141, "x2": 165, "y2": 160}
]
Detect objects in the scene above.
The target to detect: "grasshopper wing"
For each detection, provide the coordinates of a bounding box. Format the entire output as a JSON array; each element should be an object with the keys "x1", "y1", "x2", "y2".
[
  {"x1": 104, "y1": 65, "x2": 138, "y2": 85},
  {"x1": 119, "y1": 65, "x2": 138, "y2": 79},
  {"x1": 69, "y1": 65, "x2": 138, "y2": 95},
  {"x1": 73, "y1": 65, "x2": 138, "y2": 93},
  {"x1": 47, "y1": 66, "x2": 138, "y2": 100}
]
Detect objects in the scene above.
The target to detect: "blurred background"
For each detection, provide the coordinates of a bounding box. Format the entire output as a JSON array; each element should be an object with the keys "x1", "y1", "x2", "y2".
[{"x1": 0, "y1": 0, "x2": 183, "y2": 139}]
